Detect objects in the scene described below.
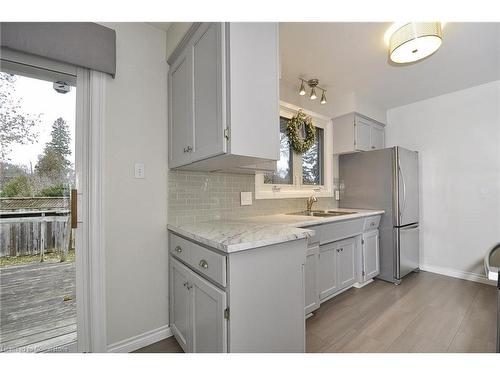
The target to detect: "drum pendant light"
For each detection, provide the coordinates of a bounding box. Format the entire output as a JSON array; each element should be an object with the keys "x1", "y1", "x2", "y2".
[{"x1": 387, "y1": 22, "x2": 443, "y2": 64}]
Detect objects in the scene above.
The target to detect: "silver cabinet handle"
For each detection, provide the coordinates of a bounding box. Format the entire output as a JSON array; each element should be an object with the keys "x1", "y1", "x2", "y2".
[
  {"x1": 186, "y1": 146, "x2": 193, "y2": 153},
  {"x1": 199, "y1": 259, "x2": 208, "y2": 269},
  {"x1": 186, "y1": 283, "x2": 192, "y2": 290},
  {"x1": 175, "y1": 246, "x2": 182, "y2": 253}
]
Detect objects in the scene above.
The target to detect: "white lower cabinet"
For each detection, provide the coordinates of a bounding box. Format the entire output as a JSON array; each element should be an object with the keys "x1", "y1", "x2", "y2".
[
  {"x1": 304, "y1": 244, "x2": 320, "y2": 315},
  {"x1": 170, "y1": 257, "x2": 191, "y2": 351},
  {"x1": 362, "y1": 230, "x2": 380, "y2": 281},
  {"x1": 305, "y1": 216, "x2": 381, "y2": 314},
  {"x1": 190, "y1": 269, "x2": 227, "y2": 352},
  {"x1": 337, "y1": 238, "x2": 356, "y2": 289},
  {"x1": 169, "y1": 231, "x2": 307, "y2": 352},
  {"x1": 318, "y1": 242, "x2": 338, "y2": 300},
  {"x1": 318, "y1": 237, "x2": 356, "y2": 302},
  {"x1": 170, "y1": 257, "x2": 227, "y2": 353}
]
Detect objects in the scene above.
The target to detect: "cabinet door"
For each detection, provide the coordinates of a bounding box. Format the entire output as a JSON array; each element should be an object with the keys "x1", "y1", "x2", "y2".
[
  {"x1": 304, "y1": 245, "x2": 320, "y2": 315},
  {"x1": 318, "y1": 244, "x2": 338, "y2": 301},
  {"x1": 336, "y1": 238, "x2": 356, "y2": 289},
  {"x1": 370, "y1": 124, "x2": 385, "y2": 150},
  {"x1": 169, "y1": 258, "x2": 191, "y2": 352},
  {"x1": 169, "y1": 51, "x2": 193, "y2": 168},
  {"x1": 354, "y1": 117, "x2": 372, "y2": 151},
  {"x1": 362, "y1": 230, "x2": 380, "y2": 281},
  {"x1": 190, "y1": 270, "x2": 227, "y2": 353},
  {"x1": 191, "y1": 23, "x2": 226, "y2": 162}
]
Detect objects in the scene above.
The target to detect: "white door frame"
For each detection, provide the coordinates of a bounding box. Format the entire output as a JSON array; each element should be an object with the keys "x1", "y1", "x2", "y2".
[
  {"x1": 1, "y1": 49, "x2": 107, "y2": 352},
  {"x1": 75, "y1": 68, "x2": 107, "y2": 353}
]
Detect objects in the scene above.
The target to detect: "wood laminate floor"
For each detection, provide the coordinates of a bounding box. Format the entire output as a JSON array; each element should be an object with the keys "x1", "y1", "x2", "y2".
[{"x1": 135, "y1": 271, "x2": 498, "y2": 353}]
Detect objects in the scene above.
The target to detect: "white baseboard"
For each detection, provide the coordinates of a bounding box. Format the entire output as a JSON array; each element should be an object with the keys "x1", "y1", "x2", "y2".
[
  {"x1": 420, "y1": 264, "x2": 496, "y2": 286},
  {"x1": 353, "y1": 279, "x2": 374, "y2": 288},
  {"x1": 107, "y1": 325, "x2": 173, "y2": 353}
]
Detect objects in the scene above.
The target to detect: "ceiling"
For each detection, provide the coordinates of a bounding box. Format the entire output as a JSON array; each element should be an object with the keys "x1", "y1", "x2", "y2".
[{"x1": 280, "y1": 22, "x2": 500, "y2": 110}]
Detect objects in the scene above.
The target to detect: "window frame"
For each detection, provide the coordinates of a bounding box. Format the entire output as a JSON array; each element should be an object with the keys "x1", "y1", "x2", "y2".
[{"x1": 255, "y1": 101, "x2": 334, "y2": 199}]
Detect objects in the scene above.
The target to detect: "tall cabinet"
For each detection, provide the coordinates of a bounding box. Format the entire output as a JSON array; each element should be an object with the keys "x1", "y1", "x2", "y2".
[{"x1": 168, "y1": 22, "x2": 280, "y2": 171}]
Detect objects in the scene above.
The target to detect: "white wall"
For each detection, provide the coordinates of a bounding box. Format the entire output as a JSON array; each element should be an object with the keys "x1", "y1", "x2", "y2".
[
  {"x1": 166, "y1": 22, "x2": 193, "y2": 60},
  {"x1": 100, "y1": 23, "x2": 169, "y2": 347},
  {"x1": 386, "y1": 81, "x2": 500, "y2": 281}
]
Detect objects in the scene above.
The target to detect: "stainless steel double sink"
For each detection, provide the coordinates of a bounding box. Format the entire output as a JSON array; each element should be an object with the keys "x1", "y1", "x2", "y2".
[{"x1": 286, "y1": 210, "x2": 356, "y2": 218}]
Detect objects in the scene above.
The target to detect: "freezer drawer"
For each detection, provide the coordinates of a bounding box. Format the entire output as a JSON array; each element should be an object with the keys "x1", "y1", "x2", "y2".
[{"x1": 395, "y1": 224, "x2": 419, "y2": 279}]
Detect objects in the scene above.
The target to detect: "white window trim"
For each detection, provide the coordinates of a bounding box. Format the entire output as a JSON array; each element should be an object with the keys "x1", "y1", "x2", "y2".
[{"x1": 255, "y1": 101, "x2": 334, "y2": 200}]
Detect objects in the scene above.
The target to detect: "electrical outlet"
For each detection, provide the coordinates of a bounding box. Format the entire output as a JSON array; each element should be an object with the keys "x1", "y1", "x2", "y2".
[
  {"x1": 240, "y1": 192, "x2": 252, "y2": 206},
  {"x1": 134, "y1": 163, "x2": 145, "y2": 179}
]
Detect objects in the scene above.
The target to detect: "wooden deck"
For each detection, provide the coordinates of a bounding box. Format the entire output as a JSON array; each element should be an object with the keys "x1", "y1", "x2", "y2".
[{"x1": 0, "y1": 261, "x2": 76, "y2": 352}]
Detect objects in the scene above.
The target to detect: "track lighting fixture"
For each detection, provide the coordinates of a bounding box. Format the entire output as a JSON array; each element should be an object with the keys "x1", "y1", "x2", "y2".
[{"x1": 298, "y1": 78, "x2": 327, "y2": 104}]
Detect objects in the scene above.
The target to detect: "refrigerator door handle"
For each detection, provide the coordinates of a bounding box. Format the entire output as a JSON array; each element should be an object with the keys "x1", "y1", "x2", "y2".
[
  {"x1": 398, "y1": 159, "x2": 407, "y2": 222},
  {"x1": 400, "y1": 223, "x2": 419, "y2": 230}
]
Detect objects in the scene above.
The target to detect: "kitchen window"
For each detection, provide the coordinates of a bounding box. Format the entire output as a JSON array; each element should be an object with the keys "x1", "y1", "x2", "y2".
[{"x1": 255, "y1": 102, "x2": 334, "y2": 199}]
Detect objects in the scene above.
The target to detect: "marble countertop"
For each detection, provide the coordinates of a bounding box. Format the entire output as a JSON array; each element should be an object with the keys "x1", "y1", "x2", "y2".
[
  {"x1": 167, "y1": 208, "x2": 384, "y2": 253},
  {"x1": 237, "y1": 208, "x2": 385, "y2": 228},
  {"x1": 167, "y1": 221, "x2": 314, "y2": 253}
]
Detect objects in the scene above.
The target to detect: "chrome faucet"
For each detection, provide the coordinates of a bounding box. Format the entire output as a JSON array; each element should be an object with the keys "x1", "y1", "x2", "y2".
[{"x1": 306, "y1": 195, "x2": 318, "y2": 211}]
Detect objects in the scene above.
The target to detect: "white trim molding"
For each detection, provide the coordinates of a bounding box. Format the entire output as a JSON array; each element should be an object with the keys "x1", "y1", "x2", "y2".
[
  {"x1": 255, "y1": 101, "x2": 335, "y2": 200},
  {"x1": 420, "y1": 264, "x2": 496, "y2": 286},
  {"x1": 107, "y1": 326, "x2": 173, "y2": 353},
  {"x1": 76, "y1": 68, "x2": 108, "y2": 352}
]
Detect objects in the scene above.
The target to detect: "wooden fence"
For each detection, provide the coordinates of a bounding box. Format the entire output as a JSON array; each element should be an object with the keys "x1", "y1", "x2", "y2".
[{"x1": 0, "y1": 214, "x2": 73, "y2": 257}]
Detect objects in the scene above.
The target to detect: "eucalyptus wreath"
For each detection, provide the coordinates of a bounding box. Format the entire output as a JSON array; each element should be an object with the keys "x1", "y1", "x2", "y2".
[{"x1": 286, "y1": 110, "x2": 316, "y2": 154}]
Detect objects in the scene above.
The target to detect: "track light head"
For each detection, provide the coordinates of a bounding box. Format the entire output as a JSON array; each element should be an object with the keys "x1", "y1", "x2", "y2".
[
  {"x1": 299, "y1": 80, "x2": 306, "y2": 96},
  {"x1": 320, "y1": 90, "x2": 327, "y2": 104},
  {"x1": 310, "y1": 87, "x2": 317, "y2": 100}
]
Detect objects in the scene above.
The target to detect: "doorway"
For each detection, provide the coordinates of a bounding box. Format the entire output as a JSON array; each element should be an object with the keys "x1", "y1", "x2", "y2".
[{"x1": 0, "y1": 62, "x2": 78, "y2": 352}]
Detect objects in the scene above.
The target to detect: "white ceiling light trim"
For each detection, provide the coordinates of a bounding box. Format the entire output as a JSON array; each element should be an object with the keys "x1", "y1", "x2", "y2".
[{"x1": 385, "y1": 22, "x2": 445, "y2": 64}]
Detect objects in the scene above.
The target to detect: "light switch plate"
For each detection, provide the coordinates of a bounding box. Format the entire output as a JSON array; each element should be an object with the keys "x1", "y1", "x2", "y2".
[
  {"x1": 240, "y1": 192, "x2": 252, "y2": 206},
  {"x1": 134, "y1": 163, "x2": 145, "y2": 179}
]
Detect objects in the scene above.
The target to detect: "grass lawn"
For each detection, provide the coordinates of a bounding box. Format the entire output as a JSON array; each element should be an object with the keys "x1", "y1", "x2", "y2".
[{"x1": 0, "y1": 249, "x2": 75, "y2": 268}]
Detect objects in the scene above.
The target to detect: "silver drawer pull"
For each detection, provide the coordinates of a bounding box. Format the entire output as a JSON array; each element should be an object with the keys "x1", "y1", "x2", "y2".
[
  {"x1": 199, "y1": 259, "x2": 209, "y2": 269},
  {"x1": 175, "y1": 246, "x2": 182, "y2": 253},
  {"x1": 370, "y1": 222, "x2": 375, "y2": 226}
]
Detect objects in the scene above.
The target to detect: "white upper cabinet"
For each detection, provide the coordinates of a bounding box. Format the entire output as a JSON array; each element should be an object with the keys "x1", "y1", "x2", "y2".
[
  {"x1": 370, "y1": 123, "x2": 385, "y2": 150},
  {"x1": 169, "y1": 50, "x2": 192, "y2": 168},
  {"x1": 191, "y1": 23, "x2": 225, "y2": 163},
  {"x1": 333, "y1": 112, "x2": 385, "y2": 154},
  {"x1": 168, "y1": 22, "x2": 279, "y2": 171}
]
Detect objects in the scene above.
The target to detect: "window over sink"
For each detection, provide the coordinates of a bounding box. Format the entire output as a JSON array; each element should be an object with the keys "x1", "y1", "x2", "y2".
[{"x1": 255, "y1": 102, "x2": 334, "y2": 199}]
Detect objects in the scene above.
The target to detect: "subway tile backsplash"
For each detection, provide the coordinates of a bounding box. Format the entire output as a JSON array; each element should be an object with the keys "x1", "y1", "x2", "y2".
[{"x1": 168, "y1": 170, "x2": 338, "y2": 225}]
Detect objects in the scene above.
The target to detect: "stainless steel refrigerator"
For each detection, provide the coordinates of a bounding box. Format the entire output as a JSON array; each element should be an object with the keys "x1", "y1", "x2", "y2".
[{"x1": 339, "y1": 146, "x2": 420, "y2": 284}]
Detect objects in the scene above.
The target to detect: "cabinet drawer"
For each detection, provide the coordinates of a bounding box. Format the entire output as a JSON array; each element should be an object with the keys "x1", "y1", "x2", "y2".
[
  {"x1": 363, "y1": 215, "x2": 381, "y2": 231},
  {"x1": 190, "y1": 244, "x2": 227, "y2": 287},
  {"x1": 169, "y1": 233, "x2": 192, "y2": 263},
  {"x1": 169, "y1": 233, "x2": 227, "y2": 287}
]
